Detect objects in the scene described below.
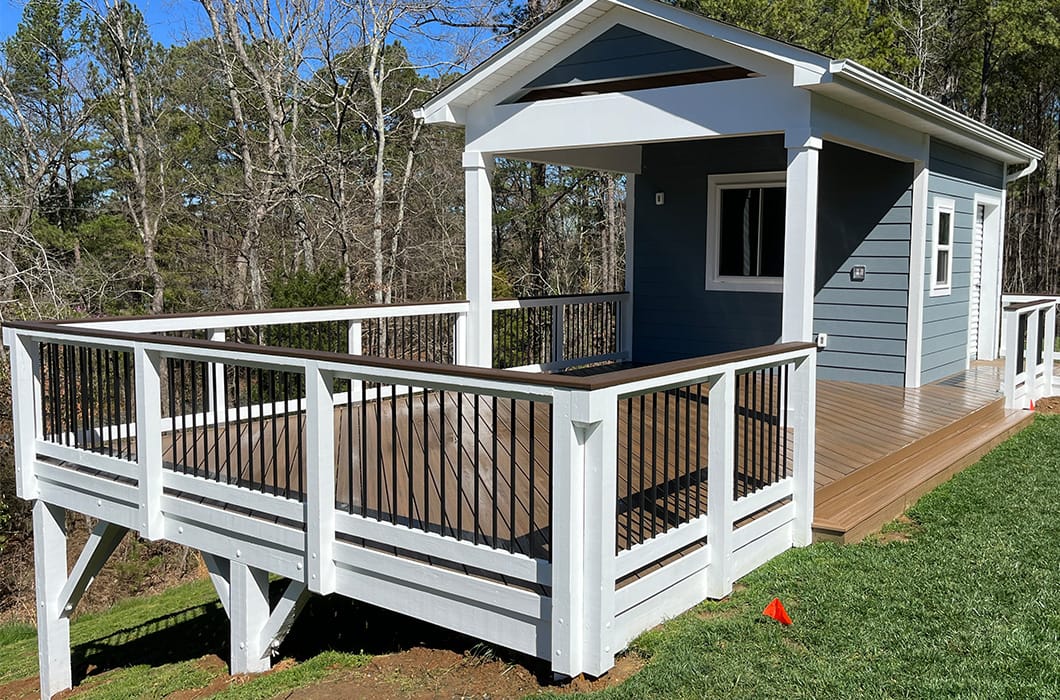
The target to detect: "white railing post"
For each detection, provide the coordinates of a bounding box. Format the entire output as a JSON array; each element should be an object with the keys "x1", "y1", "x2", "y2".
[
  {"x1": 134, "y1": 344, "x2": 164, "y2": 540},
  {"x1": 1045, "y1": 304, "x2": 1057, "y2": 397},
  {"x1": 8, "y1": 330, "x2": 41, "y2": 499},
  {"x1": 1027, "y1": 308, "x2": 1041, "y2": 407},
  {"x1": 550, "y1": 387, "x2": 615, "y2": 677},
  {"x1": 1003, "y1": 306, "x2": 1019, "y2": 409},
  {"x1": 305, "y1": 361, "x2": 336, "y2": 594},
  {"x1": 790, "y1": 351, "x2": 817, "y2": 547},
  {"x1": 551, "y1": 302, "x2": 565, "y2": 365},
  {"x1": 454, "y1": 312, "x2": 467, "y2": 366},
  {"x1": 347, "y1": 320, "x2": 363, "y2": 403},
  {"x1": 208, "y1": 329, "x2": 226, "y2": 422},
  {"x1": 706, "y1": 368, "x2": 736, "y2": 599}
]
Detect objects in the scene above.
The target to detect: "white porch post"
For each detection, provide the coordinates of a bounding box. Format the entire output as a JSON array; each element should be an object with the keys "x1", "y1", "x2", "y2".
[
  {"x1": 781, "y1": 132, "x2": 822, "y2": 343},
  {"x1": 229, "y1": 561, "x2": 271, "y2": 674},
  {"x1": 464, "y1": 150, "x2": 494, "y2": 368},
  {"x1": 34, "y1": 501, "x2": 70, "y2": 699}
]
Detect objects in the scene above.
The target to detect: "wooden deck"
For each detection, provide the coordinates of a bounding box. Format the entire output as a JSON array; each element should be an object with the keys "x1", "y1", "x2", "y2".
[{"x1": 157, "y1": 361, "x2": 1032, "y2": 555}]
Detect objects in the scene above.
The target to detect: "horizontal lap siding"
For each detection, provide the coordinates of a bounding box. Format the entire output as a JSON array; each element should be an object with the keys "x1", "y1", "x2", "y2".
[
  {"x1": 921, "y1": 140, "x2": 1005, "y2": 384},
  {"x1": 633, "y1": 135, "x2": 786, "y2": 363},
  {"x1": 813, "y1": 142, "x2": 913, "y2": 387}
]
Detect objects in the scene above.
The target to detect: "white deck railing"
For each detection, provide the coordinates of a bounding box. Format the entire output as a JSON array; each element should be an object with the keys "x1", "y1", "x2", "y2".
[
  {"x1": 1001, "y1": 297, "x2": 1058, "y2": 409},
  {"x1": 4, "y1": 309, "x2": 814, "y2": 693}
]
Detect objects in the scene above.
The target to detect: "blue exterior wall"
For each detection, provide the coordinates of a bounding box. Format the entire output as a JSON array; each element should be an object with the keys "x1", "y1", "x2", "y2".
[
  {"x1": 921, "y1": 140, "x2": 1005, "y2": 384},
  {"x1": 632, "y1": 135, "x2": 786, "y2": 363},
  {"x1": 813, "y1": 143, "x2": 913, "y2": 386},
  {"x1": 522, "y1": 24, "x2": 727, "y2": 90}
]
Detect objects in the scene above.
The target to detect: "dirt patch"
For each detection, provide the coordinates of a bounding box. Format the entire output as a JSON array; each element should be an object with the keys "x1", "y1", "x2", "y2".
[
  {"x1": 286, "y1": 646, "x2": 644, "y2": 700},
  {"x1": 0, "y1": 675, "x2": 42, "y2": 700},
  {"x1": 868, "y1": 514, "x2": 922, "y2": 544},
  {"x1": 165, "y1": 656, "x2": 231, "y2": 700},
  {"x1": 1034, "y1": 396, "x2": 1060, "y2": 414}
]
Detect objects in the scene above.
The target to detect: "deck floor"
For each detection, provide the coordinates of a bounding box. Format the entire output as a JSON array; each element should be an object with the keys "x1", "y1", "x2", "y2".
[{"x1": 157, "y1": 363, "x2": 1010, "y2": 561}]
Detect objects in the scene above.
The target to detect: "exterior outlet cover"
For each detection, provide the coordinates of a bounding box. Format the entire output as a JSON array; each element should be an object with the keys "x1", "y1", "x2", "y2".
[
  {"x1": 655, "y1": 192, "x2": 665, "y2": 205},
  {"x1": 850, "y1": 265, "x2": 866, "y2": 282},
  {"x1": 815, "y1": 333, "x2": 828, "y2": 349}
]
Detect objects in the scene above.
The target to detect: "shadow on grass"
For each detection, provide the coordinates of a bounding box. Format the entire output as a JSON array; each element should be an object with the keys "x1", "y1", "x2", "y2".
[{"x1": 70, "y1": 579, "x2": 553, "y2": 685}]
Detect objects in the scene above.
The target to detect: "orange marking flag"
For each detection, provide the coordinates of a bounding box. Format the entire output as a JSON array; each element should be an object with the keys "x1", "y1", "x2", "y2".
[{"x1": 762, "y1": 597, "x2": 792, "y2": 625}]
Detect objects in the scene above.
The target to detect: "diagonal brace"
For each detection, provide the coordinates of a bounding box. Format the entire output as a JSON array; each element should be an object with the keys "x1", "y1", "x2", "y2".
[{"x1": 58, "y1": 521, "x2": 128, "y2": 619}]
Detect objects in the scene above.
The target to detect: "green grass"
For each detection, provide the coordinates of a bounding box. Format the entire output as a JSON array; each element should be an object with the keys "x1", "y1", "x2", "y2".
[
  {"x1": 566, "y1": 415, "x2": 1060, "y2": 699},
  {"x1": 3, "y1": 417, "x2": 1060, "y2": 698}
]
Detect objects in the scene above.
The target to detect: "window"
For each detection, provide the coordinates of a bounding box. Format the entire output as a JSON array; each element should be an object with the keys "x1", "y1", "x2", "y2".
[
  {"x1": 706, "y1": 172, "x2": 786, "y2": 292},
  {"x1": 931, "y1": 198, "x2": 956, "y2": 296}
]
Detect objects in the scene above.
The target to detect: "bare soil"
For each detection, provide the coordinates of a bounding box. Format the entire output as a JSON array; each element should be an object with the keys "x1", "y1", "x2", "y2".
[{"x1": 1035, "y1": 396, "x2": 1060, "y2": 414}]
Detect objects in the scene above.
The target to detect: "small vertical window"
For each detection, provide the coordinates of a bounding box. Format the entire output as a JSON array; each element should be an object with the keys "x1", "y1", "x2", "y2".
[{"x1": 931, "y1": 199, "x2": 955, "y2": 296}]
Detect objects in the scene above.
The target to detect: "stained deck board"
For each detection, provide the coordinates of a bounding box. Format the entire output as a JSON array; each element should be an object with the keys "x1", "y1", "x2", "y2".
[{"x1": 148, "y1": 362, "x2": 1021, "y2": 565}]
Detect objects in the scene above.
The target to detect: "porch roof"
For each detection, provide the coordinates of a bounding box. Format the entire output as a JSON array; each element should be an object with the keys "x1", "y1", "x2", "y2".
[{"x1": 416, "y1": 0, "x2": 1042, "y2": 168}]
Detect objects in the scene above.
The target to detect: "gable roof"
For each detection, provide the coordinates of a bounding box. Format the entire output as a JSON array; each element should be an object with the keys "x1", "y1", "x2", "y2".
[{"x1": 416, "y1": 0, "x2": 1041, "y2": 168}]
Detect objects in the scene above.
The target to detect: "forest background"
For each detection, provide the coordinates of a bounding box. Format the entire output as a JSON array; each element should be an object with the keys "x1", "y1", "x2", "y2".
[{"x1": 0, "y1": 0, "x2": 1059, "y2": 613}]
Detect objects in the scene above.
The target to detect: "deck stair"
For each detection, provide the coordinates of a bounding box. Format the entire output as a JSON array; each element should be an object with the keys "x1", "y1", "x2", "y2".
[{"x1": 812, "y1": 397, "x2": 1033, "y2": 543}]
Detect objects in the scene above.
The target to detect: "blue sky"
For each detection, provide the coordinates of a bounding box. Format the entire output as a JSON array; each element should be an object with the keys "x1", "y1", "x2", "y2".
[{"x1": 0, "y1": 0, "x2": 206, "y2": 45}]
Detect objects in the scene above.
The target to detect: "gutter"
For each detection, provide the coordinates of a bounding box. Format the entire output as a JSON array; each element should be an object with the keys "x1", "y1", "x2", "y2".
[{"x1": 1004, "y1": 158, "x2": 1039, "y2": 185}]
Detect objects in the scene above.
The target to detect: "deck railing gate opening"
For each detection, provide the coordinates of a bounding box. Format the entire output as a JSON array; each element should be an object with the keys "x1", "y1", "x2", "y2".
[
  {"x1": 1002, "y1": 298, "x2": 1058, "y2": 409},
  {"x1": 5, "y1": 303, "x2": 814, "y2": 698}
]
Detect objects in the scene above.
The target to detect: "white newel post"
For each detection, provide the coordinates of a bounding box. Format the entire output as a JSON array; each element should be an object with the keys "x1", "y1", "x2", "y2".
[
  {"x1": 454, "y1": 312, "x2": 468, "y2": 365},
  {"x1": 1045, "y1": 304, "x2": 1057, "y2": 397},
  {"x1": 1026, "y1": 309, "x2": 1040, "y2": 407},
  {"x1": 134, "y1": 345, "x2": 164, "y2": 540},
  {"x1": 550, "y1": 387, "x2": 617, "y2": 678},
  {"x1": 208, "y1": 329, "x2": 226, "y2": 422},
  {"x1": 791, "y1": 352, "x2": 817, "y2": 546},
  {"x1": 305, "y1": 361, "x2": 336, "y2": 595},
  {"x1": 229, "y1": 561, "x2": 270, "y2": 674},
  {"x1": 464, "y1": 150, "x2": 494, "y2": 368},
  {"x1": 347, "y1": 320, "x2": 363, "y2": 402},
  {"x1": 706, "y1": 369, "x2": 736, "y2": 599},
  {"x1": 1003, "y1": 307, "x2": 1019, "y2": 409},
  {"x1": 34, "y1": 500, "x2": 70, "y2": 699},
  {"x1": 781, "y1": 132, "x2": 821, "y2": 343},
  {"x1": 9, "y1": 331, "x2": 41, "y2": 499}
]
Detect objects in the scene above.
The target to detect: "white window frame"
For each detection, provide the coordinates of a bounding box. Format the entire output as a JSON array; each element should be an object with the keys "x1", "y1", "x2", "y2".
[
  {"x1": 930, "y1": 197, "x2": 956, "y2": 297},
  {"x1": 706, "y1": 171, "x2": 786, "y2": 293}
]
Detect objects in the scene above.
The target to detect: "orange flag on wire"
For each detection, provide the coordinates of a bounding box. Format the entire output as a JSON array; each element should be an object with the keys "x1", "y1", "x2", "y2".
[{"x1": 762, "y1": 598, "x2": 792, "y2": 625}]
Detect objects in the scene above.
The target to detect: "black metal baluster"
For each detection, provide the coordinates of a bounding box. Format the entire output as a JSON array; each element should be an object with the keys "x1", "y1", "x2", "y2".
[{"x1": 509, "y1": 398, "x2": 517, "y2": 553}]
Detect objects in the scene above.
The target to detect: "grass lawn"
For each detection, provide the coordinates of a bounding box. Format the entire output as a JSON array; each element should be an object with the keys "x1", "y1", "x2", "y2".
[{"x1": 3, "y1": 416, "x2": 1060, "y2": 698}]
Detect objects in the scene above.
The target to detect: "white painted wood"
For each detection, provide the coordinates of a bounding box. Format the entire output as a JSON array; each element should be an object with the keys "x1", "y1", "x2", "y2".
[
  {"x1": 34, "y1": 461, "x2": 139, "y2": 509},
  {"x1": 464, "y1": 150, "x2": 494, "y2": 368},
  {"x1": 731, "y1": 522, "x2": 793, "y2": 581},
  {"x1": 332, "y1": 565, "x2": 549, "y2": 659},
  {"x1": 9, "y1": 332, "x2": 41, "y2": 499},
  {"x1": 333, "y1": 511, "x2": 549, "y2": 585},
  {"x1": 163, "y1": 471, "x2": 305, "y2": 524},
  {"x1": 731, "y1": 477, "x2": 794, "y2": 522},
  {"x1": 732, "y1": 502, "x2": 794, "y2": 550},
  {"x1": 705, "y1": 369, "x2": 735, "y2": 599},
  {"x1": 58, "y1": 521, "x2": 127, "y2": 618},
  {"x1": 1003, "y1": 305, "x2": 1021, "y2": 409},
  {"x1": 347, "y1": 320, "x2": 363, "y2": 401},
  {"x1": 905, "y1": 152, "x2": 929, "y2": 387},
  {"x1": 134, "y1": 346, "x2": 164, "y2": 539},
  {"x1": 968, "y1": 203, "x2": 985, "y2": 361},
  {"x1": 611, "y1": 564, "x2": 709, "y2": 652},
  {"x1": 615, "y1": 516, "x2": 709, "y2": 579},
  {"x1": 454, "y1": 313, "x2": 468, "y2": 365},
  {"x1": 162, "y1": 496, "x2": 304, "y2": 551},
  {"x1": 549, "y1": 388, "x2": 584, "y2": 676},
  {"x1": 614, "y1": 547, "x2": 709, "y2": 615},
  {"x1": 305, "y1": 362, "x2": 336, "y2": 595},
  {"x1": 972, "y1": 195, "x2": 1001, "y2": 361},
  {"x1": 791, "y1": 352, "x2": 816, "y2": 547},
  {"x1": 35, "y1": 442, "x2": 139, "y2": 482},
  {"x1": 229, "y1": 561, "x2": 271, "y2": 674},
  {"x1": 207, "y1": 329, "x2": 227, "y2": 422},
  {"x1": 705, "y1": 171, "x2": 787, "y2": 293},
  {"x1": 505, "y1": 351, "x2": 626, "y2": 374},
  {"x1": 259, "y1": 580, "x2": 310, "y2": 657},
  {"x1": 611, "y1": 348, "x2": 811, "y2": 398},
  {"x1": 929, "y1": 197, "x2": 956, "y2": 297},
  {"x1": 1044, "y1": 305, "x2": 1057, "y2": 397},
  {"x1": 781, "y1": 134, "x2": 821, "y2": 343},
  {"x1": 35, "y1": 479, "x2": 139, "y2": 531},
  {"x1": 201, "y1": 552, "x2": 232, "y2": 617},
  {"x1": 332, "y1": 541, "x2": 543, "y2": 618},
  {"x1": 34, "y1": 501, "x2": 70, "y2": 700},
  {"x1": 1026, "y1": 309, "x2": 1040, "y2": 405}
]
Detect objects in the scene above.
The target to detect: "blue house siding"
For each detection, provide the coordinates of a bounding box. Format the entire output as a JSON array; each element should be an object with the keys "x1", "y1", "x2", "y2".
[
  {"x1": 632, "y1": 135, "x2": 786, "y2": 363},
  {"x1": 813, "y1": 142, "x2": 913, "y2": 387},
  {"x1": 921, "y1": 140, "x2": 1005, "y2": 384},
  {"x1": 522, "y1": 24, "x2": 729, "y2": 90}
]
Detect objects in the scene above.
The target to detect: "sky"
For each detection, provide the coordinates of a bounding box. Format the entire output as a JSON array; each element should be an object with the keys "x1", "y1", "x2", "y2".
[{"x1": 0, "y1": 0, "x2": 206, "y2": 45}]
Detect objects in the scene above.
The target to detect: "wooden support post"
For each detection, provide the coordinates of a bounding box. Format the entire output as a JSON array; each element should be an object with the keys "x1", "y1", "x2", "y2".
[
  {"x1": 463, "y1": 150, "x2": 494, "y2": 368},
  {"x1": 229, "y1": 561, "x2": 271, "y2": 674},
  {"x1": 781, "y1": 132, "x2": 821, "y2": 343},
  {"x1": 201, "y1": 552, "x2": 232, "y2": 617},
  {"x1": 34, "y1": 501, "x2": 70, "y2": 699},
  {"x1": 305, "y1": 362, "x2": 336, "y2": 594},
  {"x1": 58, "y1": 522, "x2": 127, "y2": 619},
  {"x1": 550, "y1": 388, "x2": 616, "y2": 678},
  {"x1": 134, "y1": 345, "x2": 164, "y2": 540},
  {"x1": 8, "y1": 330, "x2": 41, "y2": 499},
  {"x1": 706, "y1": 370, "x2": 736, "y2": 599},
  {"x1": 790, "y1": 353, "x2": 817, "y2": 546},
  {"x1": 207, "y1": 329, "x2": 226, "y2": 423}
]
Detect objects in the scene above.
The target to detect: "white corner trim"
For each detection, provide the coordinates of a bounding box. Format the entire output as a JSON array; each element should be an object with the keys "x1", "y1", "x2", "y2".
[
  {"x1": 928, "y1": 196, "x2": 955, "y2": 298},
  {"x1": 705, "y1": 171, "x2": 787, "y2": 293},
  {"x1": 904, "y1": 158, "x2": 928, "y2": 388},
  {"x1": 971, "y1": 192, "x2": 1003, "y2": 362}
]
